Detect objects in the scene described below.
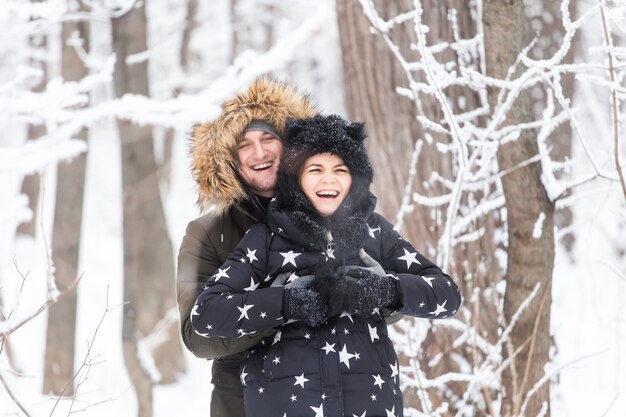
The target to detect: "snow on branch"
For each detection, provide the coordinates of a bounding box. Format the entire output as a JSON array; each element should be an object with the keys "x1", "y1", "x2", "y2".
[
  {"x1": 0, "y1": 138, "x2": 87, "y2": 175},
  {"x1": 136, "y1": 307, "x2": 179, "y2": 383},
  {"x1": 395, "y1": 139, "x2": 424, "y2": 231},
  {"x1": 106, "y1": 3, "x2": 332, "y2": 128}
]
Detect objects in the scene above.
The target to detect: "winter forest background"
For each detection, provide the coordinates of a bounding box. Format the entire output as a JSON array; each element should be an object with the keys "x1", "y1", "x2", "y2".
[{"x1": 1, "y1": 0, "x2": 625, "y2": 416}]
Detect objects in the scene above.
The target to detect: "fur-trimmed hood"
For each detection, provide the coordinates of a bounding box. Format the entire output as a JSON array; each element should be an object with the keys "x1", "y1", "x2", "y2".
[{"x1": 190, "y1": 77, "x2": 317, "y2": 212}]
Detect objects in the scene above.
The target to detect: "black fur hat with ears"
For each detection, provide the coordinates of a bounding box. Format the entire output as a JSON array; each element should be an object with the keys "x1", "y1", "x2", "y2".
[
  {"x1": 270, "y1": 114, "x2": 376, "y2": 250},
  {"x1": 280, "y1": 114, "x2": 374, "y2": 184}
]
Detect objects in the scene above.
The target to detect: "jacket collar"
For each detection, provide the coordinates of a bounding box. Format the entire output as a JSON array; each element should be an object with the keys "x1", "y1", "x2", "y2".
[{"x1": 236, "y1": 192, "x2": 270, "y2": 224}]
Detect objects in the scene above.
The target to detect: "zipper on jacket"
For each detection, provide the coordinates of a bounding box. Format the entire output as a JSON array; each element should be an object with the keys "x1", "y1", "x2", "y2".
[
  {"x1": 220, "y1": 215, "x2": 224, "y2": 243},
  {"x1": 326, "y1": 231, "x2": 334, "y2": 252}
]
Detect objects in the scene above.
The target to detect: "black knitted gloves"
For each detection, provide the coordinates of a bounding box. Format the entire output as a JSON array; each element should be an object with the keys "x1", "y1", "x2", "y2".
[
  {"x1": 282, "y1": 248, "x2": 401, "y2": 324},
  {"x1": 282, "y1": 285, "x2": 329, "y2": 327},
  {"x1": 315, "y1": 268, "x2": 401, "y2": 317}
]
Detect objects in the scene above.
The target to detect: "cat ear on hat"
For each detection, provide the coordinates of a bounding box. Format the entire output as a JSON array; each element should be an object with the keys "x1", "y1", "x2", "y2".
[
  {"x1": 284, "y1": 118, "x2": 305, "y2": 145},
  {"x1": 346, "y1": 121, "x2": 367, "y2": 142}
]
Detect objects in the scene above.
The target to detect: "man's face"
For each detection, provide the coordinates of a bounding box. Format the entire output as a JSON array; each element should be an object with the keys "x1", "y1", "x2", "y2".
[{"x1": 236, "y1": 130, "x2": 283, "y2": 198}]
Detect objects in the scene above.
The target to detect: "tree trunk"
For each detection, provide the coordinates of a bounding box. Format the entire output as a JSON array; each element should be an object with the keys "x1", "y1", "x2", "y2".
[
  {"x1": 230, "y1": 0, "x2": 239, "y2": 64},
  {"x1": 111, "y1": 3, "x2": 184, "y2": 416},
  {"x1": 526, "y1": 0, "x2": 578, "y2": 258},
  {"x1": 16, "y1": 0, "x2": 47, "y2": 237},
  {"x1": 42, "y1": 0, "x2": 89, "y2": 396},
  {"x1": 483, "y1": 1, "x2": 554, "y2": 416},
  {"x1": 337, "y1": 0, "x2": 500, "y2": 413},
  {"x1": 264, "y1": 3, "x2": 276, "y2": 51},
  {"x1": 16, "y1": 150, "x2": 42, "y2": 237},
  {"x1": 159, "y1": 0, "x2": 198, "y2": 192}
]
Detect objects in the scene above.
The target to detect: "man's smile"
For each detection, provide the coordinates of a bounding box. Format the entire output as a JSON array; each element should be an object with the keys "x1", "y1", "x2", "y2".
[{"x1": 251, "y1": 162, "x2": 274, "y2": 171}]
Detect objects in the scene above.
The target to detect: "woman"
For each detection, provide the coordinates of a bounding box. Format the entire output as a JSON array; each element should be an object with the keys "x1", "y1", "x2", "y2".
[{"x1": 191, "y1": 114, "x2": 462, "y2": 417}]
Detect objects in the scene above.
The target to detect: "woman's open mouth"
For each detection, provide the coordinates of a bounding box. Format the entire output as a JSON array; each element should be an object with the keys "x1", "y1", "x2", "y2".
[{"x1": 316, "y1": 190, "x2": 339, "y2": 199}]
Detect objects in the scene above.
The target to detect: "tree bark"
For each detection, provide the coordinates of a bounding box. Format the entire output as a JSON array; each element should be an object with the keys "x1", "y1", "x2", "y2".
[
  {"x1": 526, "y1": 0, "x2": 578, "y2": 257},
  {"x1": 16, "y1": 0, "x2": 47, "y2": 237},
  {"x1": 483, "y1": 1, "x2": 554, "y2": 416},
  {"x1": 159, "y1": 0, "x2": 198, "y2": 192},
  {"x1": 230, "y1": 0, "x2": 239, "y2": 64},
  {"x1": 42, "y1": 0, "x2": 89, "y2": 396},
  {"x1": 112, "y1": 3, "x2": 184, "y2": 416},
  {"x1": 16, "y1": 155, "x2": 42, "y2": 237}
]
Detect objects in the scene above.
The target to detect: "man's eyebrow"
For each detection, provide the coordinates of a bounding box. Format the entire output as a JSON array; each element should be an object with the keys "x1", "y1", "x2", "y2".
[{"x1": 238, "y1": 132, "x2": 277, "y2": 143}]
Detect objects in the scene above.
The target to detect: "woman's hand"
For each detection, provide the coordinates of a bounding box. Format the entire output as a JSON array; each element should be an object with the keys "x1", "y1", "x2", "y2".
[
  {"x1": 314, "y1": 252, "x2": 401, "y2": 317},
  {"x1": 282, "y1": 285, "x2": 329, "y2": 327}
]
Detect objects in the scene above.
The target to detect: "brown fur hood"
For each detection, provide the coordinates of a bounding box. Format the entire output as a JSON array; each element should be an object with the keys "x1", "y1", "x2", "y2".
[{"x1": 190, "y1": 77, "x2": 317, "y2": 213}]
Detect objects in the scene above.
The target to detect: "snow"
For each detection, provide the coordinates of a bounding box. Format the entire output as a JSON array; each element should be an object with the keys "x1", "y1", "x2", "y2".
[
  {"x1": 533, "y1": 212, "x2": 546, "y2": 239},
  {"x1": 0, "y1": 138, "x2": 87, "y2": 175},
  {"x1": 552, "y1": 190, "x2": 626, "y2": 417}
]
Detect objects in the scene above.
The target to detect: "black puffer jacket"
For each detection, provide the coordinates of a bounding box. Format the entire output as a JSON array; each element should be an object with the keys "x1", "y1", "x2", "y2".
[{"x1": 191, "y1": 193, "x2": 461, "y2": 417}]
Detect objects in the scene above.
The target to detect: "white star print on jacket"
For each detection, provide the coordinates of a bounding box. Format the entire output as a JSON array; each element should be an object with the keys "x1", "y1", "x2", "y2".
[{"x1": 190, "y1": 209, "x2": 461, "y2": 417}]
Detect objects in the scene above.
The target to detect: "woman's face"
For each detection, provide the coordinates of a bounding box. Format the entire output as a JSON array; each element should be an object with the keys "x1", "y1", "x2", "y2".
[{"x1": 299, "y1": 152, "x2": 352, "y2": 217}]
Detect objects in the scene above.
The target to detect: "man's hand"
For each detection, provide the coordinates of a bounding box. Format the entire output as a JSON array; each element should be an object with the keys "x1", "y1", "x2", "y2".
[
  {"x1": 272, "y1": 271, "x2": 315, "y2": 288},
  {"x1": 338, "y1": 248, "x2": 385, "y2": 277}
]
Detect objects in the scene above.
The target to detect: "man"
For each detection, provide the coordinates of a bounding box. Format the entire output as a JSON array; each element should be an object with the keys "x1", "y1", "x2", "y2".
[{"x1": 176, "y1": 77, "x2": 317, "y2": 417}]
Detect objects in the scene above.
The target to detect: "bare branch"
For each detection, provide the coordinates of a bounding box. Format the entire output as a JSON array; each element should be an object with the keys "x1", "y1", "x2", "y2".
[
  {"x1": 0, "y1": 370, "x2": 33, "y2": 417},
  {"x1": 0, "y1": 274, "x2": 81, "y2": 341},
  {"x1": 598, "y1": 1, "x2": 626, "y2": 203},
  {"x1": 395, "y1": 139, "x2": 424, "y2": 232},
  {"x1": 49, "y1": 287, "x2": 121, "y2": 416}
]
